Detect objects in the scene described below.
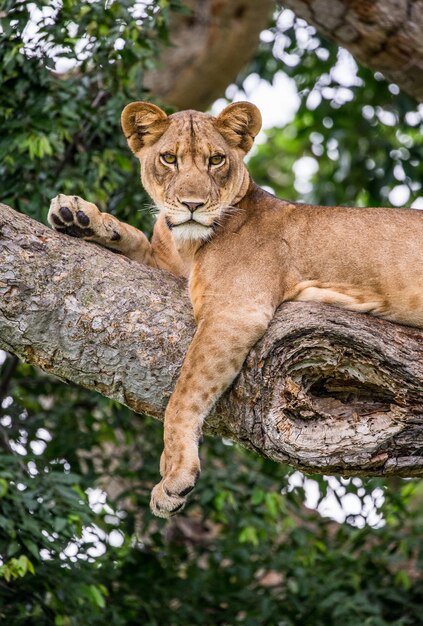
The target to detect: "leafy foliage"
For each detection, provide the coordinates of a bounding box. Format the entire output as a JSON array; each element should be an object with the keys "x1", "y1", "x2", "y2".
[
  {"x1": 0, "y1": 0, "x2": 180, "y2": 226},
  {"x1": 0, "y1": 3, "x2": 422, "y2": 625},
  {"x1": 246, "y1": 12, "x2": 423, "y2": 209}
]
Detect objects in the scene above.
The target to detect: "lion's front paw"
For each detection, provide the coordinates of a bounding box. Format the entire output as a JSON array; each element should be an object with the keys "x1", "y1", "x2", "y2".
[
  {"x1": 48, "y1": 195, "x2": 100, "y2": 239},
  {"x1": 150, "y1": 464, "x2": 201, "y2": 519}
]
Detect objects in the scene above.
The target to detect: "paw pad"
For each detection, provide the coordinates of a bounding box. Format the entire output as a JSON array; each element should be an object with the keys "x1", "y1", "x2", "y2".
[
  {"x1": 51, "y1": 214, "x2": 64, "y2": 228},
  {"x1": 76, "y1": 210, "x2": 90, "y2": 226},
  {"x1": 59, "y1": 206, "x2": 74, "y2": 222},
  {"x1": 49, "y1": 196, "x2": 94, "y2": 239}
]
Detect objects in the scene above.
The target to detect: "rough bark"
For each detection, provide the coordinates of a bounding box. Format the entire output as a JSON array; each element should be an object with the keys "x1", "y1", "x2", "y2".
[
  {"x1": 1, "y1": 202, "x2": 423, "y2": 477},
  {"x1": 283, "y1": 0, "x2": 423, "y2": 102},
  {"x1": 144, "y1": 0, "x2": 273, "y2": 110}
]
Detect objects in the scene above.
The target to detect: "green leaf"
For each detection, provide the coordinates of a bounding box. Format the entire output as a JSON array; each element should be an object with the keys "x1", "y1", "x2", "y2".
[
  {"x1": 6, "y1": 541, "x2": 20, "y2": 557},
  {"x1": 0, "y1": 478, "x2": 8, "y2": 498},
  {"x1": 251, "y1": 488, "x2": 264, "y2": 506},
  {"x1": 238, "y1": 526, "x2": 259, "y2": 546},
  {"x1": 54, "y1": 517, "x2": 68, "y2": 533},
  {"x1": 395, "y1": 569, "x2": 411, "y2": 591},
  {"x1": 22, "y1": 538, "x2": 39, "y2": 560},
  {"x1": 87, "y1": 584, "x2": 106, "y2": 609}
]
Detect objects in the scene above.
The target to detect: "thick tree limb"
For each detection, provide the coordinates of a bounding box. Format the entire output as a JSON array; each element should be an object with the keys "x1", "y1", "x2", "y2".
[
  {"x1": 144, "y1": 0, "x2": 273, "y2": 110},
  {"x1": 284, "y1": 0, "x2": 423, "y2": 102},
  {"x1": 1, "y1": 202, "x2": 423, "y2": 477},
  {"x1": 146, "y1": 0, "x2": 423, "y2": 111}
]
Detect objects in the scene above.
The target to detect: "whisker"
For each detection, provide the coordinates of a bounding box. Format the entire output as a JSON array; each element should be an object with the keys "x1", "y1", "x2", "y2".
[
  {"x1": 138, "y1": 203, "x2": 160, "y2": 216},
  {"x1": 223, "y1": 204, "x2": 244, "y2": 216}
]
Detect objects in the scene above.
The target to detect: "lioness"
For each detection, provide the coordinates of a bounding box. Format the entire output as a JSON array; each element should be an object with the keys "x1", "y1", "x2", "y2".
[{"x1": 48, "y1": 101, "x2": 423, "y2": 517}]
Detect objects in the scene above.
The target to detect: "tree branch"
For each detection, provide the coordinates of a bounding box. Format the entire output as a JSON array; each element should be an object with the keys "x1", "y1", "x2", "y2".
[
  {"x1": 144, "y1": 0, "x2": 274, "y2": 110},
  {"x1": 1, "y1": 202, "x2": 423, "y2": 477},
  {"x1": 284, "y1": 0, "x2": 423, "y2": 102}
]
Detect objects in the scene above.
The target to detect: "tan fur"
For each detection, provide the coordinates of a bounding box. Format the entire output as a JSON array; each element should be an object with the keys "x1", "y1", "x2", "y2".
[{"x1": 48, "y1": 101, "x2": 423, "y2": 517}]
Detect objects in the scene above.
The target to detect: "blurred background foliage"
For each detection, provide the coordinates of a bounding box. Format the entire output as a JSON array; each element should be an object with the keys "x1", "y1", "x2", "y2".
[{"x1": 1, "y1": 1, "x2": 423, "y2": 624}]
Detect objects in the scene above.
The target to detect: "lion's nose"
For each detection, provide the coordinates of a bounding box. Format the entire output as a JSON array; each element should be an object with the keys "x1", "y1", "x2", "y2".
[{"x1": 181, "y1": 200, "x2": 205, "y2": 213}]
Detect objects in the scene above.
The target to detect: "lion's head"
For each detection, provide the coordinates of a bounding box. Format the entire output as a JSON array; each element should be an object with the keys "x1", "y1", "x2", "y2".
[{"x1": 121, "y1": 101, "x2": 261, "y2": 242}]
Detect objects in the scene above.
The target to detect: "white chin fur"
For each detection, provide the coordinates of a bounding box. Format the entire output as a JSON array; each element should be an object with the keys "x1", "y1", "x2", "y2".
[{"x1": 171, "y1": 222, "x2": 214, "y2": 242}]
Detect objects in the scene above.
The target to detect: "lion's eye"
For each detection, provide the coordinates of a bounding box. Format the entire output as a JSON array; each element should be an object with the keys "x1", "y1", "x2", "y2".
[
  {"x1": 161, "y1": 153, "x2": 177, "y2": 165},
  {"x1": 209, "y1": 154, "x2": 225, "y2": 166}
]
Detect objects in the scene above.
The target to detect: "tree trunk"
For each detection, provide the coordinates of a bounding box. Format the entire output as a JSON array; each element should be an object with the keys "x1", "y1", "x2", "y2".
[
  {"x1": 144, "y1": 0, "x2": 274, "y2": 110},
  {"x1": 283, "y1": 0, "x2": 423, "y2": 102},
  {"x1": 1, "y1": 202, "x2": 423, "y2": 477}
]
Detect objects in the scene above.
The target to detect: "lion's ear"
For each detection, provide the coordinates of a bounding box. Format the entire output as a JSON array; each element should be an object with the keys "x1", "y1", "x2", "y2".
[
  {"x1": 121, "y1": 102, "x2": 168, "y2": 154},
  {"x1": 216, "y1": 102, "x2": 262, "y2": 153}
]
